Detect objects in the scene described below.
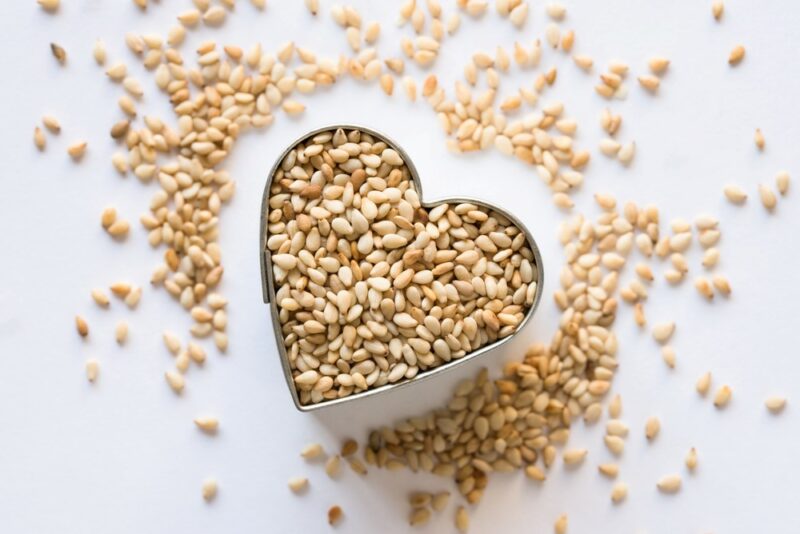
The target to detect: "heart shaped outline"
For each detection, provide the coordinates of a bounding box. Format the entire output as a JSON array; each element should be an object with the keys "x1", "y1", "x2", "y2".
[{"x1": 260, "y1": 124, "x2": 545, "y2": 411}]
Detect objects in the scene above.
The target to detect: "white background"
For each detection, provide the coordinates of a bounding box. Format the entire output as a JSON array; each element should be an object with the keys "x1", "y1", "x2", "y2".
[{"x1": 1, "y1": 1, "x2": 799, "y2": 533}]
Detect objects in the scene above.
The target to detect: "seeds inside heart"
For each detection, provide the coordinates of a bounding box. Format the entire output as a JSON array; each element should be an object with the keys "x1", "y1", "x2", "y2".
[{"x1": 262, "y1": 126, "x2": 542, "y2": 408}]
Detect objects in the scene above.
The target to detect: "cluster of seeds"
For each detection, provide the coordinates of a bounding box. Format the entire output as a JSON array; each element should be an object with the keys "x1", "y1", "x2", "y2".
[
  {"x1": 39, "y1": 0, "x2": 791, "y2": 525},
  {"x1": 266, "y1": 127, "x2": 539, "y2": 405}
]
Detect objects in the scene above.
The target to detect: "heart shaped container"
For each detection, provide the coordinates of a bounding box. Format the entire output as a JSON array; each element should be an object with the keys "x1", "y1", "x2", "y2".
[{"x1": 261, "y1": 125, "x2": 545, "y2": 411}]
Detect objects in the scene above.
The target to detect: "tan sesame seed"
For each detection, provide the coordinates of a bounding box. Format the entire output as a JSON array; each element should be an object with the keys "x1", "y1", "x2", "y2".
[
  {"x1": 67, "y1": 141, "x2": 88, "y2": 160},
  {"x1": 85, "y1": 359, "x2": 99, "y2": 382},
  {"x1": 765, "y1": 396, "x2": 787, "y2": 413},
  {"x1": 776, "y1": 171, "x2": 790, "y2": 195},
  {"x1": 611, "y1": 482, "x2": 628, "y2": 503},
  {"x1": 194, "y1": 416, "x2": 219, "y2": 433},
  {"x1": 75, "y1": 315, "x2": 89, "y2": 338},
  {"x1": 455, "y1": 506, "x2": 469, "y2": 532},
  {"x1": 645, "y1": 416, "x2": 661, "y2": 440},
  {"x1": 754, "y1": 128, "x2": 765, "y2": 150},
  {"x1": 38, "y1": 0, "x2": 60, "y2": 12},
  {"x1": 33, "y1": 127, "x2": 46, "y2": 150},
  {"x1": 165, "y1": 370, "x2": 185, "y2": 394},
  {"x1": 598, "y1": 463, "x2": 619, "y2": 478},
  {"x1": 657, "y1": 474, "x2": 681, "y2": 493},
  {"x1": 758, "y1": 184, "x2": 777, "y2": 211},
  {"x1": 648, "y1": 57, "x2": 670, "y2": 74},
  {"x1": 301, "y1": 442, "x2": 324, "y2": 460},
  {"x1": 696, "y1": 372, "x2": 712, "y2": 396},
  {"x1": 713, "y1": 385, "x2": 732, "y2": 408},
  {"x1": 115, "y1": 321, "x2": 128, "y2": 344},
  {"x1": 728, "y1": 45, "x2": 745, "y2": 65},
  {"x1": 328, "y1": 505, "x2": 343, "y2": 526},
  {"x1": 201, "y1": 478, "x2": 217, "y2": 501},
  {"x1": 685, "y1": 447, "x2": 698, "y2": 470},
  {"x1": 638, "y1": 75, "x2": 660, "y2": 92},
  {"x1": 50, "y1": 43, "x2": 67, "y2": 64},
  {"x1": 288, "y1": 476, "x2": 308, "y2": 493},
  {"x1": 712, "y1": 1, "x2": 724, "y2": 20},
  {"x1": 554, "y1": 513, "x2": 568, "y2": 534}
]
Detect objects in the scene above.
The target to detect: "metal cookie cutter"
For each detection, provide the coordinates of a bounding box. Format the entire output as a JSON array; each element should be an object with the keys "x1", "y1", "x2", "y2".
[{"x1": 260, "y1": 124, "x2": 545, "y2": 411}]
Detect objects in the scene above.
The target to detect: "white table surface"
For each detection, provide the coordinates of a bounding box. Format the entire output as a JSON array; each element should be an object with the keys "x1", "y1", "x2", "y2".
[{"x1": 1, "y1": 1, "x2": 799, "y2": 532}]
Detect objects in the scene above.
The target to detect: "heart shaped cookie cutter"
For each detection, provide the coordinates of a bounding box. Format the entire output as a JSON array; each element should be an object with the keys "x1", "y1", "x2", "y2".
[{"x1": 261, "y1": 124, "x2": 545, "y2": 411}]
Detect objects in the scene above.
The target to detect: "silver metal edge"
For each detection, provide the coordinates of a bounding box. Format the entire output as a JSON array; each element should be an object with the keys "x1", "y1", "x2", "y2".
[{"x1": 260, "y1": 124, "x2": 545, "y2": 412}]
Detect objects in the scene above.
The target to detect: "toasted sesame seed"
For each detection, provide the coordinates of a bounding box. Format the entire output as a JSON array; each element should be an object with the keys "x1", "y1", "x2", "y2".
[
  {"x1": 758, "y1": 184, "x2": 777, "y2": 211},
  {"x1": 694, "y1": 277, "x2": 714, "y2": 300},
  {"x1": 38, "y1": 0, "x2": 60, "y2": 12},
  {"x1": 34, "y1": 127, "x2": 46, "y2": 150},
  {"x1": 712, "y1": 275, "x2": 731, "y2": 296},
  {"x1": 649, "y1": 57, "x2": 670, "y2": 74},
  {"x1": 203, "y1": 6, "x2": 226, "y2": 26},
  {"x1": 93, "y1": 40, "x2": 107, "y2": 65},
  {"x1": 598, "y1": 463, "x2": 619, "y2": 478},
  {"x1": 455, "y1": 506, "x2": 469, "y2": 532},
  {"x1": 340, "y1": 439, "x2": 358, "y2": 457},
  {"x1": 432, "y1": 491, "x2": 450, "y2": 511},
  {"x1": 713, "y1": 385, "x2": 732, "y2": 408},
  {"x1": 563, "y1": 448, "x2": 588, "y2": 465},
  {"x1": 67, "y1": 141, "x2": 87, "y2": 160},
  {"x1": 606, "y1": 420, "x2": 629, "y2": 437},
  {"x1": 409, "y1": 507, "x2": 431, "y2": 526},
  {"x1": 657, "y1": 474, "x2": 681, "y2": 493},
  {"x1": 604, "y1": 435, "x2": 625, "y2": 455},
  {"x1": 525, "y1": 465, "x2": 546, "y2": 481},
  {"x1": 554, "y1": 513, "x2": 568, "y2": 534},
  {"x1": 638, "y1": 75, "x2": 660, "y2": 92},
  {"x1": 661, "y1": 346, "x2": 676, "y2": 368},
  {"x1": 201, "y1": 478, "x2": 217, "y2": 501},
  {"x1": 776, "y1": 171, "x2": 790, "y2": 195},
  {"x1": 91, "y1": 288, "x2": 110, "y2": 307},
  {"x1": 115, "y1": 321, "x2": 128, "y2": 344},
  {"x1": 696, "y1": 372, "x2": 712, "y2": 396},
  {"x1": 301, "y1": 443, "x2": 325, "y2": 460},
  {"x1": 765, "y1": 396, "x2": 787, "y2": 413},
  {"x1": 728, "y1": 45, "x2": 745, "y2": 65},
  {"x1": 611, "y1": 482, "x2": 628, "y2": 503},
  {"x1": 76, "y1": 315, "x2": 89, "y2": 338},
  {"x1": 50, "y1": 43, "x2": 67, "y2": 64},
  {"x1": 754, "y1": 128, "x2": 765, "y2": 150},
  {"x1": 712, "y1": 1, "x2": 724, "y2": 20},
  {"x1": 328, "y1": 505, "x2": 343, "y2": 526},
  {"x1": 304, "y1": 0, "x2": 319, "y2": 15},
  {"x1": 609, "y1": 394, "x2": 622, "y2": 418},
  {"x1": 685, "y1": 447, "x2": 698, "y2": 470},
  {"x1": 42, "y1": 115, "x2": 61, "y2": 134},
  {"x1": 288, "y1": 476, "x2": 308, "y2": 493},
  {"x1": 723, "y1": 185, "x2": 747, "y2": 204},
  {"x1": 652, "y1": 321, "x2": 675, "y2": 343},
  {"x1": 645, "y1": 416, "x2": 661, "y2": 440},
  {"x1": 85, "y1": 359, "x2": 99, "y2": 382},
  {"x1": 165, "y1": 370, "x2": 185, "y2": 394},
  {"x1": 194, "y1": 416, "x2": 219, "y2": 433},
  {"x1": 325, "y1": 455, "x2": 341, "y2": 478}
]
